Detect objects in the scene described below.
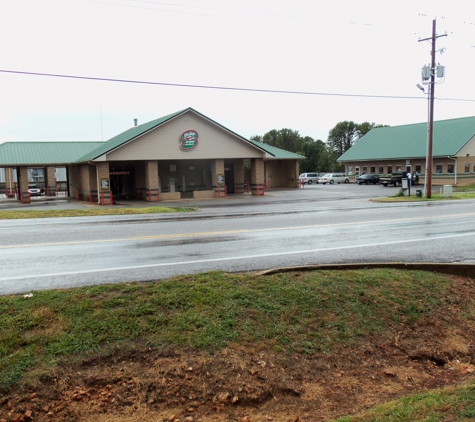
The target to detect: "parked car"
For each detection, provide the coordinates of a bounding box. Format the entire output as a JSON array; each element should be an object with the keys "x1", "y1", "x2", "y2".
[
  {"x1": 355, "y1": 174, "x2": 380, "y2": 185},
  {"x1": 28, "y1": 185, "x2": 42, "y2": 196},
  {"x1": 317, "y1": 173, "x2": 350, "y2": 184},
  {"x1": 299, "y1": 172, "x2": 321, "y2": 184}
]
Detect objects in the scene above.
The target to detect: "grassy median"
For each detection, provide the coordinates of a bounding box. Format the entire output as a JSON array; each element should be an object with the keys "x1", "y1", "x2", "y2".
[
  {"x1": 1, "y1": 268, "x2": 475, "y2": 421},
  {"x1": 0, "y1": 206, "x2": 197, "y2": 219},
  {"x1": 1, "y1": 268, "x2": 449, "y2": 387}
]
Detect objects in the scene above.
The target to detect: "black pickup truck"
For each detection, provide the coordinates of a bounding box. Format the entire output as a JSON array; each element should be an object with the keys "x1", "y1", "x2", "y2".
[{"x1": 380, "y1": 171, "x2": 419, "y2": 187}]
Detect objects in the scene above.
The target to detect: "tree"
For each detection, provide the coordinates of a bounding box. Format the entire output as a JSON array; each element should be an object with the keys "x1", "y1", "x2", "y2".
[
  {"x1": 249, "y1": 135, "x2": 263, "y2": 143},
  {"x1": 356, "y1": 122, "x2": 388, "y2": 139},
  {"x1": 327, "y1": 121, "x2": 388, "y2": 159},
  {"x1": 299, "y1": 138, "x2": 331, "y2": 173},
  {"x1": 262, "y1": 129, "x2": 304, "y2": 154},
  {"x1": 326, "y1": 121, "x2": 359, "y2": 158}
]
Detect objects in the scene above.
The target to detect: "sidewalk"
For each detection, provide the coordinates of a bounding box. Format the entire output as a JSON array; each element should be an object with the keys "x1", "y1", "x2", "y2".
[{"x1": 0, "y1": 190, "x2": 294, "y2": 211}]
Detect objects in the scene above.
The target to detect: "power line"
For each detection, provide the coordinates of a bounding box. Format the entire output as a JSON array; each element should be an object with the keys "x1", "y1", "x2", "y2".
[{"x1": 2, "y1": 69, "x2": 474, "y2": 102}]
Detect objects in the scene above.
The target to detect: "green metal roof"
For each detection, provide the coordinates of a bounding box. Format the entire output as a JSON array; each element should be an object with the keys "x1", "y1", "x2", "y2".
[
  {"x1": 247, "y1": 139, "x2": 306, "y2": 160},
  {"x1": 76, "y1": 107, "x2": 276, "y2": 162},
  {"x1": 76, "y1": 109, "x2": 189, "y2": 162},
  {"x1": 338, "y1": 116, "x2": 475, "y2": 162},
  {"x1": 0, "y1": 142, "x2": 105, "y2": 166},
  {"x1": 0, "y1": 108, "x2": 303, "y2": 166}
]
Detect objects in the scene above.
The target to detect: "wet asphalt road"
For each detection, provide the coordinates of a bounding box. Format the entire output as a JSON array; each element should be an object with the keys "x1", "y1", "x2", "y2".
[{"x1": 1, "y1": 183, "x2": 474, "y2": 295}]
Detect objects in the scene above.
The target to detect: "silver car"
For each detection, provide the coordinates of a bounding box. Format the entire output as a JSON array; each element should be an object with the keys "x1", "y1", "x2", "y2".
[
  {"x1": 317, "y1": 173, "x2": 350, "y2": 184},
  {"x1": 299, "y1": 172, "x2": 321, "y2": 184}
]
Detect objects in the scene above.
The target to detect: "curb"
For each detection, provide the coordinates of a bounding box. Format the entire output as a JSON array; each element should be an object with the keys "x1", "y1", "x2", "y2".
[{"x1": 255, "y1": 262, "x2": 475, "y2": 278}]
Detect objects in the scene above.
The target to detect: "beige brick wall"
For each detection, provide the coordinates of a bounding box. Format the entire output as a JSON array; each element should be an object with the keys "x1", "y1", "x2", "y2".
[
  {"x1": 5, "y1": 168, "x2": 15, "y2": 192},
  {"x1": 77, "y1": 164, "x2": 102, "y2": 202},
  {"x1": 265, "y1": 160, "x2": 300, "y2": 188},
  {"x1": 232, "y1": 159, "x2": 245, "y2": 193},
  {"x1": 193, "y1": 190, "x2": 216, "y2": 199},
  {"x1": 251, "y1": 158, "x2": 265, "y2": 195},
  {"x1": 145, "y1": 161, "x2": 159, "y2": 189},
  {"x1": 19, "y1": 167, "x2": 29, "y2": 203},
  {"x1": 211, "y1": 159, "x2": 224, "y2": 188},
  {"x1": 97, "y1": 162, "x2": 110, "y2": 181},
  {"x1": 45, "y1": 166, "x2": 56, "y2": 188},
  {"x1": 78, "y1": 165, "x2": 89, "y2": 191},
  {"x1": 161, "y1": 192, "x2": 181, "y2": 200}
]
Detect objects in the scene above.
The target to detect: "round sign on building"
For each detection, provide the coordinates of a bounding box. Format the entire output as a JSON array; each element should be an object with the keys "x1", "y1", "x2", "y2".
[{"x1": 180, "y1": 130, "x2": 199, "y2": 151}]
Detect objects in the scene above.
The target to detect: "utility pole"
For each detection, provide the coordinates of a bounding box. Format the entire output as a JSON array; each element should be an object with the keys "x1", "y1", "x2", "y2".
[{"x1": 418, "y1": 19, "x2": 447, "y2": 198}]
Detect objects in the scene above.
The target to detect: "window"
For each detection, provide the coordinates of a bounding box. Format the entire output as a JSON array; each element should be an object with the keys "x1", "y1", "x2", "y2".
[
  {"x1": 447, "y1": 164, "x2": 454, "y2": 174},
  {"x1": 387, "y1": 166, "x2": 392, "y2": 174},
  {"x1": 415, "y1": 164, "x2": 422, "y2": 173},
  {"x1": 378, "y1": 166, "x2": 384, "y2": 174},
  {"x1": 348, "y1": 166, "x2": 353, "y2": 175},
  {"x1": 370, "y1": 166, "x2": 375, "y2": 174},
  {"x1": 465, "y1": 163, "x2": 470, "y2": 173},
  {"x1": 355, "y1": 167, "x2": 360, "y2": 176},
  {"x1": 396, "y1": 165, "x2": 402, "y2": 172},
  {"x1": 436, "y1": 164, "x2": 443, "y2": 173},
  {"x1": 362, "y1": 166, "x2": 367, "y2": 174}
]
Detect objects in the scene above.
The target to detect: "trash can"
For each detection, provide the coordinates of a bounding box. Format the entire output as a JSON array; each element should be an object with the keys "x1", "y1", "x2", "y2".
[{"x1": 416, "y1": 190, "x2": 422, "y2": 198}]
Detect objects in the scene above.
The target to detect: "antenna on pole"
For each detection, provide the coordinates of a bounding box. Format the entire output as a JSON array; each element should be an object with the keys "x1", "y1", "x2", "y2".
[{"x1": 100, "y1": 106, "x2": 104, "y2": 142}]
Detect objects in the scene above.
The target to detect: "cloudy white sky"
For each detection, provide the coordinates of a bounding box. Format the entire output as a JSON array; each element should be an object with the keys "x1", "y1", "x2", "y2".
[{"x1": 0, "y1": 0, "x2": 474, "y2": 144}]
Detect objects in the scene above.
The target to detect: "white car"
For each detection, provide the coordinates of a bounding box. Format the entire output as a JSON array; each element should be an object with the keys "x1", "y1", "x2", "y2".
[
  {"x1": 317, "y1": 173, "x2": 350, "y2": 185},
  {"x1": 28, "y1": 185, "x2": 42, "y2": 196}
]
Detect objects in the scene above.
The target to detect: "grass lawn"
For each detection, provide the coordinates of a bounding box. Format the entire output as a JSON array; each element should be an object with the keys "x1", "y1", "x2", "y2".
[
  {"x1": 0, "y1": 206, "x2": 197, "y2": 219},
  {"x1": 1, "y1": 268, "x2": 474, "y2": 421},
  {"x1": 375, "y1": 183, "x2": 475, "y2": 202}
]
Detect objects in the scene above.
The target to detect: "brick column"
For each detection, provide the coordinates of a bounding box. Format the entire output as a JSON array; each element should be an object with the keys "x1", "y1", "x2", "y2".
[
  {"x1": 96, "y1": 162, "x2": 111, "y2": 205},
  {"x1": 234, "y1": 160, "x2": 245, "y2": 194},
  {"x1": 77, "y1": 164, "x2": 97, "y2": 202},
  {"x1": 45, "y1": 166, "x2": 56, "y2": 195},
  {"x1": 211, "y1": 159, "x2": 224, "y2": 198},
  {"x1": 5, "y1": 168, "x2": 15, "y2": 197},
  {"x1": 293, "y1": 161, "x2": 300, "y2": 188},
  {"x1": 144, "y1": 160, "x2": 159, "y2": 201},
  {"x1": 18, "y1": 167, "x2": 30, "y2": 203},
  {"x1": 251, "y1": 158, "x2": 265, "y2": 195}
]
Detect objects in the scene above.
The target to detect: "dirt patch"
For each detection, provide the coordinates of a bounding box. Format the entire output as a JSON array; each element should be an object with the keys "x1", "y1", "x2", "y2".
[{"x1": 1, "y1": 275, "x2": 475, "y2": 422}]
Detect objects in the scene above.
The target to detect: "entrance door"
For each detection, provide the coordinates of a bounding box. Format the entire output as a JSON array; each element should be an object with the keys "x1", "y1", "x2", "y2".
[{"x1": 224, "y1": 163, "x2": 235, "y2": 194}]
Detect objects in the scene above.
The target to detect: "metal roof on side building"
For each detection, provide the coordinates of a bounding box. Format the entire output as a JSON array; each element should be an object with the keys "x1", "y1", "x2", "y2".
[
  {"x1": 0, "y1": 142, "x2": 105, "y2": 166},
  {"x1": 338, "y1": 116, "x2": 475, "y2": 162},
  {"x1": 247, "y1": 139, "x2": 305, "y2": 160}
]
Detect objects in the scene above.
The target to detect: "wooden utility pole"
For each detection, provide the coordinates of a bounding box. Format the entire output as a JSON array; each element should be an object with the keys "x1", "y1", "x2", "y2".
[{"x1": 418, "y1": 19, "x2": 447, "y2": 198}]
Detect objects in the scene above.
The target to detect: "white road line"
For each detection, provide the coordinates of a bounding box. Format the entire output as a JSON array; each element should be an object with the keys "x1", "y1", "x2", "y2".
[
  {"x1": 0, "y1": 231, "x2": 473, "y2": 282},
  {"x1": 1, "y1": 212, "x2": 475, "y2": 249}
]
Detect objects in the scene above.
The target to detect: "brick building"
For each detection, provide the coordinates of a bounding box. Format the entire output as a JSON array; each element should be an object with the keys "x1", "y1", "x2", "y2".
[
  {"x1": 0, "y1": 108, "x2": 304, "y2": 204},
  {"x1": 338, "y1": 116, "x2": 475, "y2": 186}
]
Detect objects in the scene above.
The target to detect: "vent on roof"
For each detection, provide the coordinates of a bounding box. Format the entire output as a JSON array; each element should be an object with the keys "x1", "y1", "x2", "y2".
[{"x1": 134, "y1": 118, "x2": 138, "y2": 127}]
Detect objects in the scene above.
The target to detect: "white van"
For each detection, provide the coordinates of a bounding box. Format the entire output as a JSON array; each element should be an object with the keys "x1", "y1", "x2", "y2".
[{"x1": 299, "y1": 172, "x2": 321, "y2": 184}]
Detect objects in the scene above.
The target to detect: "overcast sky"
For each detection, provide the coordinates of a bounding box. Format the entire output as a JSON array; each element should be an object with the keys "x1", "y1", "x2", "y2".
[{"x1": 1, "y1": 0, "x2": 474, "y2": 144}]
